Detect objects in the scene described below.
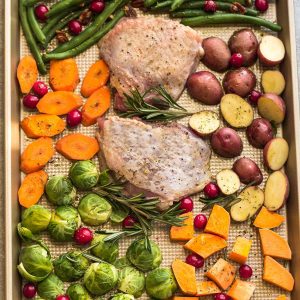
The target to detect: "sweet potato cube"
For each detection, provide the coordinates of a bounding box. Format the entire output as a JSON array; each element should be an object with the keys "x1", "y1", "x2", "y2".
[
  {"x1": 184, "y1": 233, "x2": 227, "y2": 259},
  {"x1": 172, "y1": 259, "x2": 197, "y2": 295},
  {"x1": 170, "y1": 212, "x2": 194, "y2": 242},
  {"x1": 196, "y1": 281, "x2": 221, "y2": 296},
  {"x1": 259, "y1": 229, "x2": 291, "y2": 260},
  {"x1": 206, "y1": 258, "x2": 236, "y2": 290},
  {"x1": 263, "y1": 256, "x2": 294, "y2": 291},
  {"x1": 228, "y1": 236, "x2": 252, "y2": 264},
  {"x1": 227, "y1": 279, "x2": 256, "y2": 300},
  {"x1": 204, "y1": 204, "x2": 230, "y2": 240},
  {"x1": 253, "y1": 206, "x2": 285, "y2": 229}
]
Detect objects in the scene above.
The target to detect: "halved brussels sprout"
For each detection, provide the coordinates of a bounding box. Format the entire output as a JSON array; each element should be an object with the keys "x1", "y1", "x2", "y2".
[
  {"x1": 66, "y1": 283, "x2": 92, "y2": 300},
  {"x1": 126, "y1": 239, "x2": 162, "y2": 272},
  {"x1": 54, "y1": 250, "x2": 89, "y2": 282},
  {"x1": 48, "y1": 206, "x2": 81, "y2": 242},
  {"x1": 145, "y1": 267, "x2": 177, "y2": 300},
  {"x1": 83, "y1": 262, "x2": 118, "y2": 296},
  {"x1": 90, "y1": 234, "x2": 119, "y2": 263},
  {"x1": 17, "y1": 244, "x2": 53, "y2": 282},
  {"x1": 114, "y1": 257, "x2": 131, "y2": 269},
  {"x1": 21, "y1": 205, "x2": 51, "y2": 234},
  {"x1": 118, "y1": 266, "x2": 145, "y2": 297},
  {"x1": 110, "y1": 205, "x2": 129, "y2": 223},
  {"x1": 45, "y1": 175, "x2": 76, "y2": 206},
  {"x1": 78, "y1": 194, "x2": 112, "y2": 226},
  {"x1": 69, "y1": 160, "x2": 99, "y2": 190},
  {"x1": 37, "y1": 273, "x2": 64, "y2": 300},
  {"x1": 110, "y1": 294, "x2": 135, "y2": 300}
]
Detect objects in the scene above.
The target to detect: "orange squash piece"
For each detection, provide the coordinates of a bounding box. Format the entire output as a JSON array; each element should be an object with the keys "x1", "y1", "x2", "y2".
[
  {"x1": 228, "y1": 236, "x2": 252, "y2": 264},
  {"x1": 81, "y1": 60, "x2": 110, "y2": 97},
  {"x1": 253, "y1": 206, "x2": 285, "y2": 229},
  {"x1": 37, "y1": 91, "x2": 83, "y2": 115},
  {"x1": 21, "y1": 114, "x2": 66, "y2": 138},
  {"x1": 206, "y1": 258, "x2": 236, "y2": 290},
  {"x1": 276, "y1": 295, "x2": 288, "y2": 300},
  {"x1": 204, "y1": 204, "x2": 230, "y2": 240},
  {"x1": 20, "y1": 137, "x2": 55, "y2": 174},
  {"x1": 56, "y1": 133, "x2": 100, "y2": 160},
  {"x1": 259, "y1": 229, "x2": 291, "y2": 260},
  {"x1": 172, "y1": 297, "x2": 198, "y2": 300},
  {"x1": 82, "y1": 86, "x2": 111, "y2": 126},
  {"x1": 50, "y1": 58, "x2": 79, "y2": 92},
  {"x1": 18, "y1": 170, "x2": 48, "y2": 208},
  {"x1": 196, "y1": 281, "x2": 221, "y2": 296},
  {"x1": 227, "y1": 279, "x2": 256, "y2": 300},
  {"x1": 17, "y1": 55, "x2": 38, "y2": 93},
  {"x1": 263, "y1": 256, "x2": 294, "y2": 291},
  {"x1": 170, "y1": 212, "x2": 194, "y2": 242},
  {"x1": 172, "y1": 259, "x2": 197, "y2": 295},
  {"x1": 184, "y1": 233, "x2": 227, "y2": 259}
]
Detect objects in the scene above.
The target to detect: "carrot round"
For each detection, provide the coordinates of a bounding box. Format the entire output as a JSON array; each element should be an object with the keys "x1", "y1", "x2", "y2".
[
  {"x1": 82, "y1": 86, "x2": 111, "y2": 126},
  {"x1": 18, "y1": 170, "x2": 48, "y2": 208},
  {"x1": 37, "y1": 91, "x2": 83, "y2": 115},
  {"x1": 81, "y1": 60, "x2": 110, "y2": 98},
  {"x1": 21, "y1": 137, "x2": 55, "y2": 174},
  {"x1": 21, "y1": 114, "x2": 66, "y2": 138},
  {"x1": 17, "y1": 55, "x2": 38, "y2": 94},
  {"x1": 50, "y1": 58, "x2": 79, "y2": 92},
  {"x1": 56, "y1": 133, "x2": 100, "y2": 160}
]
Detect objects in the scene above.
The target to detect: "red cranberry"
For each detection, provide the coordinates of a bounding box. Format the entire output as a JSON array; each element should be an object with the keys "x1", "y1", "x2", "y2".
[
  {"x1": 204, "y1": 0, "x2": 217, "y2": 12},
  {"x1": 194, "y1": 214, "x2": 207, "y2": 230},
  {"x1": 230, "y1": 53, "x2": 244, "y2": 68},
  {"x1": 214, "y1": 293, "x2": 231, "y2": 300},
  {"x1": 32, "y1": 81, "x2": 48, "y2": 97},
  {"x1": 67, "y1": 109, "x2": 82, "y2": 127},
  {"x1": 74, "y1": 227, "x2": 93, "y2": 245},
  {"x1": 185, "y1": 254, "x2": 204, "y2": 268},
  {"x1": 122, "y1": 215, "x2": 137, "y2": 228},
  {"x1": 68, "y1": 20, "x2": 82, "y2": 35},
  {"x1": 90, "y1": 0, "x2": 105, "y2": 13},
  {"x1": 22, "y1": 283, "x2": 37, "y2": 298},
  {"x1": 23, "y1": 94, "x2": 39, "y2": 109},
  {"x1": 248, "y1": 90, "x2": 262, "y2": 106},
  {"x1": 204, "y1": 182, "x2": 220, "y2": 199},
  {"x1": 34, "y1": 4, "x2": 49, "y2": 22},
  {"x1": 255, "y1": 0, "x2": 269, "y2": 12},
  {"x1": 239, "y1": 264, "x2": 253, "y2": 279},
  {"x1": 56, "y1": 296, "x2": 70, "y2": 300},
  {"x1": 180, "y1": 197, "x2": 194, "y2": 213}
]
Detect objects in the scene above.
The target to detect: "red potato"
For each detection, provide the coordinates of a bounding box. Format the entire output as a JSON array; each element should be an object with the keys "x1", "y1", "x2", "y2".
[
  {"x1": 216, "y1": 169, "x2": 240, "y2": 195},
  {"x1": 262, "y1": 70, "x2": 286, "y2": 95},
  {"x1": 263, "y1": 138, "x2": 289, "y2": 171},
  {"x1": 258, "y1": 93, "x2": 286, "y2": 124},
  {"x1": 189, "y1": 111, "x2": 220, "y2": 137},
  {"x1": 264, "y1": 171, "x2": 289, "y2": 211},
  {"x1": 211, "y1": 127, "x2": 243, "y2": 158},
  {"x1": 186, "y1": 71, "x2": 223, "y2": 105},
  {"x1": 258, "y1": 35, "x2": 285, "y2": 67}
]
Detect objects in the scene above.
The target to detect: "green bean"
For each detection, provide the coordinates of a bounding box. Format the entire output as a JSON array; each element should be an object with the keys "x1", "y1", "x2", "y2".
[
  {"x1": 43, "y1": 10, "x2": 125, "y2": 61},
  {"x1": 144, "y1": 0, "x2": 157, "y2": 7},
  {"x1": 46, "y1": 0, "x2": 85, "y2": 18},
  {"x1": 19, "y1": 0, "x2": 47, "y2": 74},
  {"x1": 24, "y1": 0, "x2": 50, "y2": 6},
  {"x1": 181, "y1": 14, "x2": 282, "y2": 32},
  {"x1": 171, "y1": 0, "x2": 185, "y2": 11},
  {"x1": 27, "y1": 6, "x2": 46, "y2": 44},
  {"x1": 151, "y1": 0, "x2": 172, "y2": 10},
  {"x1": 170, "y1": 9, "x2": 223, "y2": 18}
]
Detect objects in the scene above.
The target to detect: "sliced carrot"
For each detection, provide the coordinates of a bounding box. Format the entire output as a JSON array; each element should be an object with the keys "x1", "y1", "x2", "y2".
[
  {"x1": 228, "y1": 236, "x2": 252, "y2": 264},
  {"x1": 253, "y1": 206, "x2": 285, "y2": 229},
  {"x1": 227, "y1": 279, "x2": 256, "y2": 300},
  {"x1": 56, "y1": 133, "x2": 100, "y2": 160},
  {"x1": 82, "y1": 86, "x2": 111, "y2": 126},
  {"x1": 170, "y1": 212, "x2": 194, "y2": 242},
  {"x1": 196, "y1": 281, "x2": 221, "y2": 296},
  {"x1": 20, "y1": 137, "x2": 55, "y2": 174},
  {"x1": 37, "y1": 91, "x2": 83, "y2": 115},
  {"x1": 21, "y1": 114, "x2": 66, "y2": 138},
  {"x1": 17, "y1": 56, "x2": 38, "y2": 94},
  {"x1": 50, "y1": 58, "x2": 79, "y2": 92},
  {"x1": 18, "y1": 170, "x2": 48, "y2": 208},
  {"x1": 81, "y1": 60, "x2": 110, "y2": 98}
]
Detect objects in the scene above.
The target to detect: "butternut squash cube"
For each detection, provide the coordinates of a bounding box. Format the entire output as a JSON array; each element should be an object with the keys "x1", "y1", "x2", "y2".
[
  {"x1": 253, "y1": 206, "x2": 285, "y2": 229},
  {"x1": 172, "y1": 297, "x2": 198, "y2": 300},
  {"x1": 196, "y1": 281, "x2": 221, "y2": 296},
  {"x1": 275, "y1": 295, "x2": 287, "y2": 300},
  {"x1": 170, "y1": 212, "x2": 194, "y2": 242},
  {"x1": 228, "y1": 236, "x2": 252, "y2": 264},
  {"x1": 227, "y1": 279, "x2": 256, "y2": 300}
]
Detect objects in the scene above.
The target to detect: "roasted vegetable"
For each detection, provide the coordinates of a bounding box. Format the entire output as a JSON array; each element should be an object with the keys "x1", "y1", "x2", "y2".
[
  {"x1": 216, "y1": 169, "x2": 240, "y2": 195},
  {"x1": 170, "y1": 212, "x2": 194, "y2": 242},
  {"x1": 262, "y1": 70, "x2": 286, "y2": 95},
  {"x1": 196, "y1": 281, "x2": 221, "y2": 296},
  {"x1": 253, "y1": 207, "x2": 285, "y2": 229},
  {"x1": 228, "y1": 236, "x2": 252, "y2": 264},
  {"x1": 17, "y1": 56, "x2": 38, "y2": 93},
  {"x1": 227, "y1": 279, "x2": 256, "y2": 300},
  {"x1": 37, "y1": 273, "x2": 64, "y2": 300},
  {"x1": 66, "y1": 283, "x2": 92, "y2": 300},
  {"x1": 110, "y1": 294, "x2": 135, "y2": 300},
  {"x1": 189, "y1": 111, "x2": 220, "y2": 137}
]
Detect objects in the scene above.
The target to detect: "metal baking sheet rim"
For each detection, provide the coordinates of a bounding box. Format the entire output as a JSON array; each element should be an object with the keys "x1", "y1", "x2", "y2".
[{"x1": 4, "y1": 0, "x2": 300, "y2": 299}]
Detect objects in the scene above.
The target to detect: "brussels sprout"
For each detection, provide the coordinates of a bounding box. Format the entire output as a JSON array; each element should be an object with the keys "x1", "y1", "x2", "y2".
[
  {"x1": 118, "y1": 266, "x2": 145, "y2": 297},
  {"x1": 83, "y1": 262, "x2": 118, "y2": 295},
  {"x1": 54, "y1": 250, "x2": 89, "y2": 282},
  {"x1": 45, "y1": 175, "x2": 76, "y2": 206},
  {"x1": 66, "y1": 283, "x2": 92, "y2": 300},
  {"x1": 145, "y1": 268, "x2": 177, "y2": 300},
  {"x1": 78, "y1": 194, "x2": 112, "y2": 226},
  {"x1": 90, "y1": 234, "x2": 119, "y2": 263},
  {"x1": 110, "y1": 294, "x2": 135, "y2": 300},
  {"x1": 126, "y1": 239, "x2": 162, "y2": 272},
  {"x1": 114, "y1": 257, "x2": 131, "y2": 269},
  {"x1": 69, "y1": 160, "x2": 99, "y2": 190},
  {"x1": 110, "y1": 205, "x2": 129, "y2": 223},
  {"x1": 48, "y1": 206, "x2": 81, "y2": 242},
  {"x1": 37, "y1": 273, "x2": 64, "y2": 300},
  {"x1": 21, "y1": 205, "x2": 51, "y2": 234},
  {"x1": 17, "y1": 244, "x2": 53, "y2": 282}
]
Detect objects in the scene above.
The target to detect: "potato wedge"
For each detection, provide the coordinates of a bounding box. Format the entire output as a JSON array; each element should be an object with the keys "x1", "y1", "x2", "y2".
[
  {"x1": 220, "y1": 94, "x2": 254, "y2": 128},
  {"x1": 216, "y1": 169, "x2": 240, "y2": 195},
  {"x1": 262, "y1": 70, "x2": 286, "y2": 95},
  {"x1": 230, "y1": 186, "x2": 264, "y2": 222},
  {"x1": 189, "y1": 111, "x2": 220, "y2": 137}
]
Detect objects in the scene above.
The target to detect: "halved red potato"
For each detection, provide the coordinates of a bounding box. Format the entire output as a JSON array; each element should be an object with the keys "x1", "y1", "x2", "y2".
[
  {"x1": 189, "y1": 111, "x2": 220, "y2": 137},
  {"x1": 216, "y1": 169, "x2": 240, "y2": 195},
  {"x1": 262, "y1": 70, "x2": 286, "y2": 95}
]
